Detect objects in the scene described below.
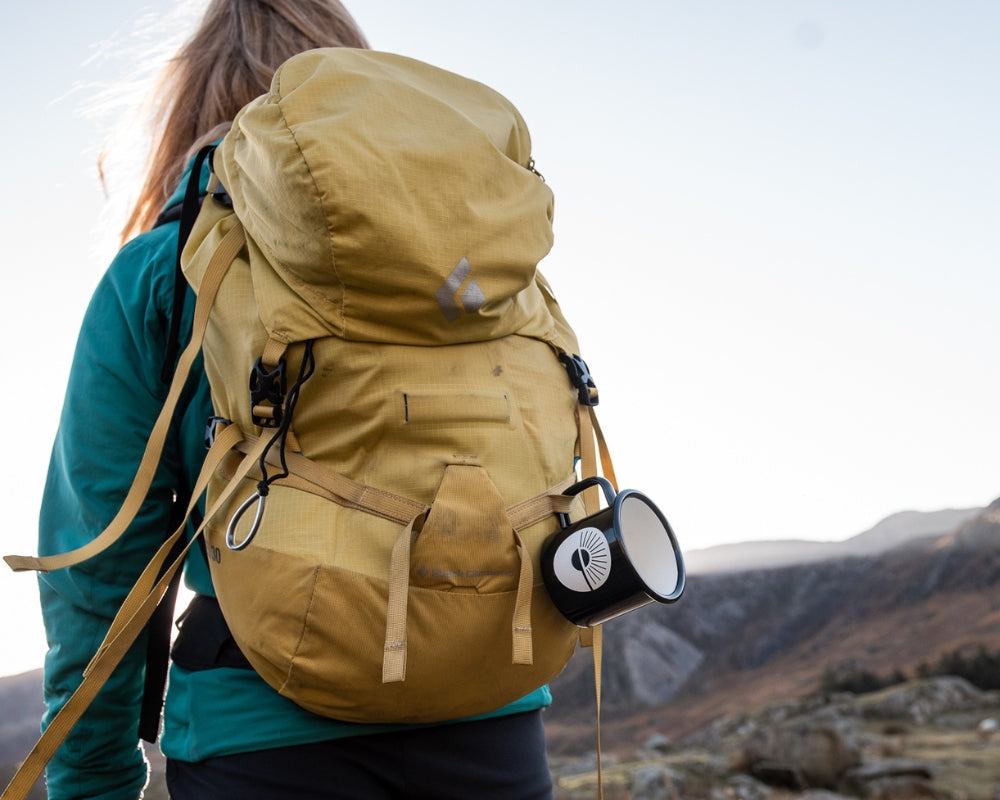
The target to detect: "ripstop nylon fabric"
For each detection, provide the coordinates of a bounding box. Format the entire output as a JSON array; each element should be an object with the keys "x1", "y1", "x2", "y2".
[{"x1": 179, "y1": 48, "x2": 594, "y2": 723}]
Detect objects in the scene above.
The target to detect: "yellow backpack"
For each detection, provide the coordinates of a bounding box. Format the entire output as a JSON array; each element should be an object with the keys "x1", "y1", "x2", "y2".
[
  {"x1": 3, "y1": 49, "x2": 616, "y2": 794},
  {"x1": 182, "y1": 48, "x2": 609, "y2": 722}
]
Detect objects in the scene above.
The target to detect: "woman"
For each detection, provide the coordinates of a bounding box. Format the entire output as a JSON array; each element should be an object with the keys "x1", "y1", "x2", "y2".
[{"x1": 38, "y1": 2, "x2": 556, "y2": 798}]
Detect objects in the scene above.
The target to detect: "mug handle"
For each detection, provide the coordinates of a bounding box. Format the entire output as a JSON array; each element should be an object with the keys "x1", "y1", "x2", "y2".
[{"x1": 557, "y1": 476, "x2": 617, "y2": 528}]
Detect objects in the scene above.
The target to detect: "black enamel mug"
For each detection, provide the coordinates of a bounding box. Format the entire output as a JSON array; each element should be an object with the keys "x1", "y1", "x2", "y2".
[{"x1": 541, "y1": 477, "x2": 685, "y2": 627}]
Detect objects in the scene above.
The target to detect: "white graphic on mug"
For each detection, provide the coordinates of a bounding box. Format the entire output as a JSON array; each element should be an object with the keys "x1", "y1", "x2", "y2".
[{"x1": 553, "y1": 527, "x2": 611, "y2": 592}]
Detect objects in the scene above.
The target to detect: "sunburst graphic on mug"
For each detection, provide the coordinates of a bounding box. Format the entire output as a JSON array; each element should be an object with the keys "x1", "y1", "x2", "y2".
[{"x1": 553, "y1": 526, "x2": 611, "y2": 592}]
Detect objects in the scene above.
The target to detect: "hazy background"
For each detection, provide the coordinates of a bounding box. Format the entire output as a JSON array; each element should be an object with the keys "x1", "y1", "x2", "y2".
[{"x1": 0, "y1": 0, "x2": 996, "y2": 678}]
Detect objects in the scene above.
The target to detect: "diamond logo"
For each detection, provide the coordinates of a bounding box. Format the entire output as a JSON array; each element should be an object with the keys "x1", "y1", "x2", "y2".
[{"x1": 435, "y1": 258, "x2": 485, "y2": 322}]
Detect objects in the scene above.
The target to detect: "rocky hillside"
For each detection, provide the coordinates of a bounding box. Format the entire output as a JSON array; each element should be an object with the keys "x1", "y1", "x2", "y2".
[
  {"x1": 551, "y1": 676, "x2": 1000, "y2": 799},
  {"x1": 545, "y1": 497, "x2": 1000, "y2": 757},
  {"x1": 0, "y1": 670, "x2": 45, "y2": 799}
]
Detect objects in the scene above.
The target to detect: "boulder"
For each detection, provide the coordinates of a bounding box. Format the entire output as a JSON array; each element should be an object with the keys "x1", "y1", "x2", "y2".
[
  {"x1": 740, "y1": 722, "x2": 862, "y2": 789},
  {"x1": 859, "y1": 677, "x2": 984, "y2": 724}
]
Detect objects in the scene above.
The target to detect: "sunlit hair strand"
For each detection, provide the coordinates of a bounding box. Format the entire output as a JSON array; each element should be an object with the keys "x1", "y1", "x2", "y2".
[{"x1": 113, "y1": 0, "x2": 369, "y2": 244}]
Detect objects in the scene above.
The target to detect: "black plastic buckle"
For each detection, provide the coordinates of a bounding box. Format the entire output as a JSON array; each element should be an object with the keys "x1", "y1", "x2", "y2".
[
  {"x1": 249, "y1": 358, "x2": 286, "y2": 427},
  {"x1": 204, "y1": 416, "x2": 232, "y2": 450},
  {"x1": 559, "y1": 353, "x2": 599, "y2": 406}
]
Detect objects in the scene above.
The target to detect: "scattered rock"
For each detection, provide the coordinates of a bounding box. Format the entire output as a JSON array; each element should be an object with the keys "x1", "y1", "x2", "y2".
[
  {"x1": 641, "y1": 733, "x2": 673, "y2": 756},
  {"x1": 842, "y1": 759, "x2": 934, "y2": 783},
  {"x1": 628, "y1": 764, "x2": 682, "y2": 800},
  {"x1": 747, "y1": 760, "x2": 806, "y2": 790},
  {"x1": 709, "y1": 774, "x2": 773, "y2": 800},
  {"x1": 740, "y1": 722, "x2": 862, "y2": 788},
  {"x1": 840, "y1": 760, "x2": 940, "y2": 800},
  {"x1": 859, "y1": 677, "x2": 985, "y2": 724},
  {"x1": 548, "y1": 674, "x2": 1000, "y2": 800},
  {"x1": 977, "y1": 717, "x2": 998, "y2": 741}
]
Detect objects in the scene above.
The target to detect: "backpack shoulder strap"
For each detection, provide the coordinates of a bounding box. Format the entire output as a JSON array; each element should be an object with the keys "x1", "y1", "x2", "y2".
[
  {"x1": 158, "y1": 145, "x2": 217, "y2": 384},
  {"x1": 1, "y1": 223, "x2": 248, "y2": 800},
  {"x1": 140, "y1": 144, "x2": 217, "y2": 741},
  {"x1": 4, "y1": 220, "x2": 244, "y2": 573}
]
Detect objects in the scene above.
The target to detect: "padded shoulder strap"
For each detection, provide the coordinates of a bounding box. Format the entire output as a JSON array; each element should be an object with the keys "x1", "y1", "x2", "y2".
[{"x1": 159, "y1": 144, "x2": 215, "y2": 384}]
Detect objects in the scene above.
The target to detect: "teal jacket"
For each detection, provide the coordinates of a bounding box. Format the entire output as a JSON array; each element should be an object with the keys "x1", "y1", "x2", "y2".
[{"x1": 38, "y1": 160, "x2": 551, "y2": 800}]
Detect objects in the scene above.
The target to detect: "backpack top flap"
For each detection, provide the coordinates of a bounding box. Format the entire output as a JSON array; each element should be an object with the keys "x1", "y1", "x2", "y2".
[{"x1": 192, "y1": 47, "x2": 558, "y2": 347}]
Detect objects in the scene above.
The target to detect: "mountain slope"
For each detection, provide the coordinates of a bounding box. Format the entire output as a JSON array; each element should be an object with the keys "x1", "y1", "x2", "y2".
[
  {"x1": 684, "y1": 507, "x2": 981, "y2": 574},
  {"x1": 545, "y1": 498, "x2": 1000, "y2": 755},
  {"x1": 0, "y1": 669, "x2": 43, "y2": 766}
]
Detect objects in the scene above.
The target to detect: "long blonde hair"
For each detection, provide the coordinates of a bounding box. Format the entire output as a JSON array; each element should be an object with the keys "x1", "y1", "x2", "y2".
[{"x1": 115, "y1": 0, "x2": 369, "y2": 243}]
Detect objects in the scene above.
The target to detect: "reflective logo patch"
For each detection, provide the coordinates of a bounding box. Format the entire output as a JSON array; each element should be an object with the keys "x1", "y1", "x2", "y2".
[{"x1": 435, "y1": 257, "x2": 485, "y2": 322}]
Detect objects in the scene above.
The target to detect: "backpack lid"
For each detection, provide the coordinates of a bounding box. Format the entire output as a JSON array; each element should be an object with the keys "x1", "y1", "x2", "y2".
[{"x1": 205, "y1": 48, "x2": 557, "y2": 347}]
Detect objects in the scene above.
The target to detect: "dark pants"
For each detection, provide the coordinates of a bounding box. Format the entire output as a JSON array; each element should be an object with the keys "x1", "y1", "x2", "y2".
[{"x1": 166, "y1": 709, "x2": 553, "y2": 799}]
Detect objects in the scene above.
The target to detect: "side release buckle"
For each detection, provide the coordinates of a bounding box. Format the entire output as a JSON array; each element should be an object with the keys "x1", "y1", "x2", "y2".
[
  {"x1": 559, "y1": 353, "x2": 599, "y2": 407},
  {"x1": 249, "y1": 358, "x2": 286, "y2": 428}
]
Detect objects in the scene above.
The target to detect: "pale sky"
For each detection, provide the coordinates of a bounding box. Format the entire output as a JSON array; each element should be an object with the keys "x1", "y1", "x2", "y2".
[{"x1": 0, "y1": 0, "x2": 997, "y2": 677}]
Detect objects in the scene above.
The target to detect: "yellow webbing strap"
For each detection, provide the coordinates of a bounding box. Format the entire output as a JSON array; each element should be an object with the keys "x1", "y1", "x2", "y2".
[
  {"x1": 260, "y1": 336, "x2": 288, "y2": 367},
  {"x1": 505, "y1": 474, "x2": 577, "y2": 531},
  {"x1": 249, "y1": 437, "x2": 577, "y2": 535},
  {"x1": 3, "y1": 222, "x2": 247, "y2": 574},
  {"x1": 235, "y1": 436, "x2": 430, "y2": 526},
  {"x1": 578, "y1": 407, "x2": 599, "y2": 515},
  {"x1": 575, "y1": 399, "x2": 612, "y2": 799},
  {"x1": 381, "y1": 510, "x2": 428, "y2": 684},
  {"x1": 1, "y1": 424, "x2": 265, "y2": 800},
  {"x1": 593, "y1": 624, "x2": 604, "y2": 799},
  {"x1": 510, "y1": 529, "x2": 534, "y2": 665},
  {"x1": 578, "y1": 401, "x2": 618, "y2": 514},
  {"x1": 85, "y1": 426, "x2": 242, "y2": 669},
  {"x1": 572, "y1": 623, "x2": 605, "y2": 799},
  {"x1": 588, "y1": 406, "x2": 618, "y2": 493}
]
